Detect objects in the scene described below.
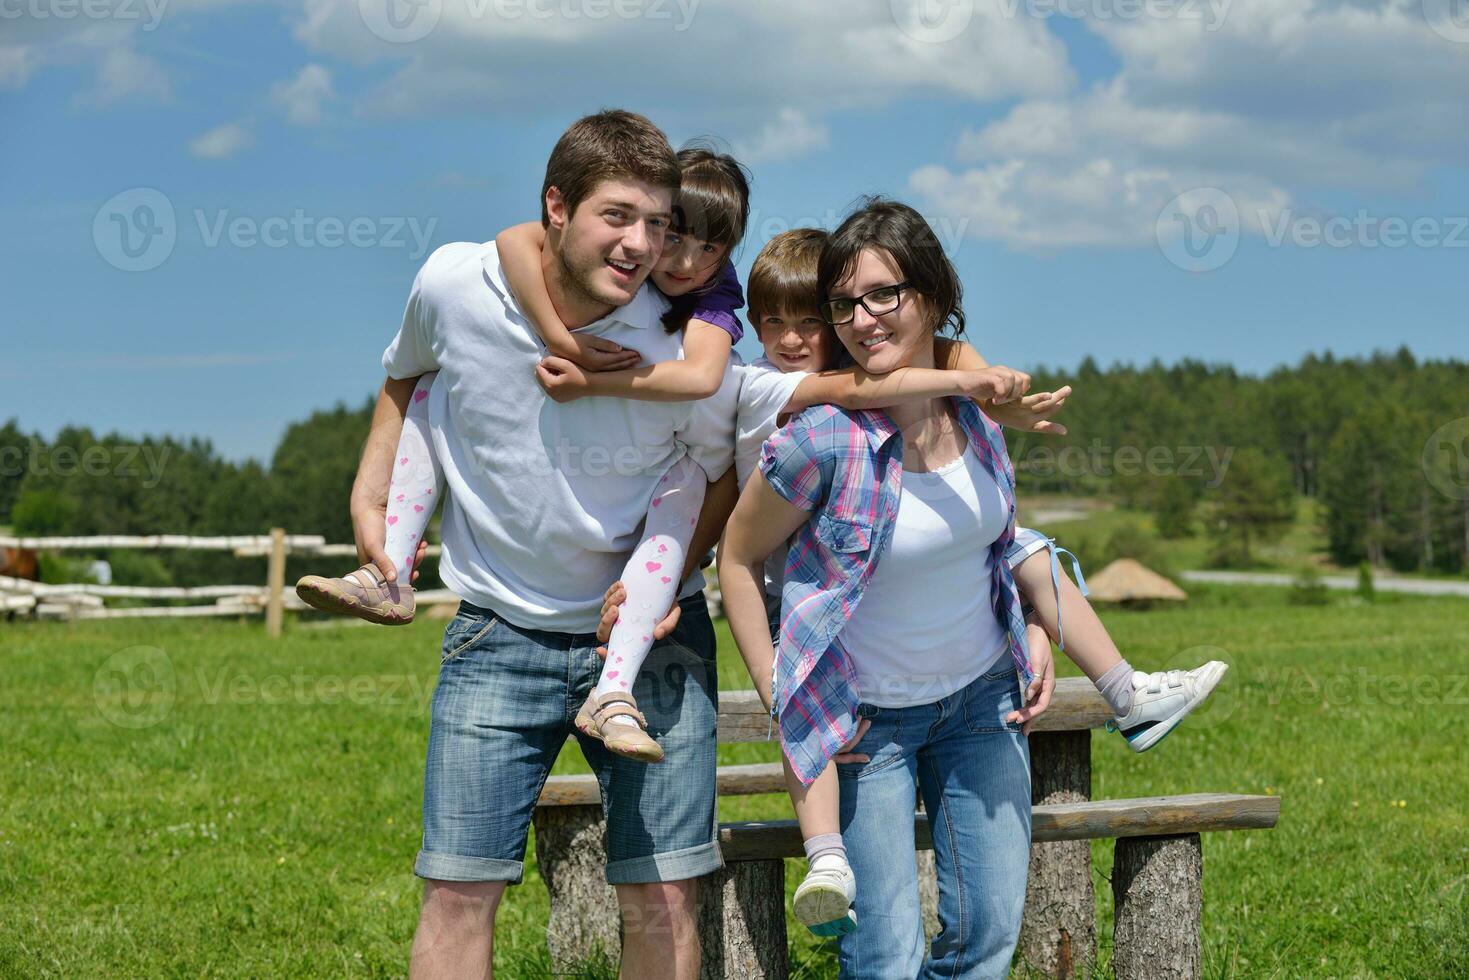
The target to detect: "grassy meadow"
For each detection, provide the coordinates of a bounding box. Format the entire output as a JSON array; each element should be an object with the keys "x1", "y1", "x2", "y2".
[{"x1": 2, "y1": 585, "x2": 1467, "y2": 977}]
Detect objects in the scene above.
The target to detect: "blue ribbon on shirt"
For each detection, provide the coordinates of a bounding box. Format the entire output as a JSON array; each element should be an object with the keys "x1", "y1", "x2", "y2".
[{"x1": 1030, "y1": 534, "x2": 1089, "y2": 653}]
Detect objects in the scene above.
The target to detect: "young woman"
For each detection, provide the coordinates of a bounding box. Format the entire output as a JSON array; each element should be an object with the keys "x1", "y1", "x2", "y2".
[{"x1": 720, "y1": 199, "x2": 1222, "y2": 977}]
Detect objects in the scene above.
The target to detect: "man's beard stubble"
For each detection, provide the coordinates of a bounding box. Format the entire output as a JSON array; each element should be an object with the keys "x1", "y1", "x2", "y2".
[{"x1": 554, "y1": 235, "x2": 623, "y2": 313}]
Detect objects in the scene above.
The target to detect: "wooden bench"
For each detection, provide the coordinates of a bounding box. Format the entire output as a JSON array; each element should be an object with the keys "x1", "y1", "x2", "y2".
[{"x1": 533, "y1": 679, "x2": 1280, "y2": 979}]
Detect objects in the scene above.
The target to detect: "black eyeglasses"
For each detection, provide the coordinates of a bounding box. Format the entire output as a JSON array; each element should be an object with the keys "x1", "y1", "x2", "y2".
[{"x1": 820, "y1": 282, "x2": 910, "y2": 325}]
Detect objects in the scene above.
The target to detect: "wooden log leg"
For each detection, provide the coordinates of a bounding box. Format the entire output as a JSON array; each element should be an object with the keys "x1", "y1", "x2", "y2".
[
  {"x1": 915, "y1": 792, "x2": 938, "y2": 942},
  {"x1": 1111, "y1": 833, "x2": 1203, "y2": 980},
  {"x1": 696, "y1": 860, "x2": 788, "y2": 980},
  {"x1": 916, "y1": 848, "x2": 940, "y2": 941},
  {"x1": 1019, "y1": 730, "x2": 1096, "y2": 978},
  {"x1": 532, "y1": 805, "x2": 621, "y2": 973},
  {"x1": 265, "y1": 527, "x2": 285, "y2": 638}
]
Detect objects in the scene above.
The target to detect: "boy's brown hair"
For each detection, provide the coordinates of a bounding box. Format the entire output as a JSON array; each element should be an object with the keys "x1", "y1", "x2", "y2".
[
  {"x1": 540, "y1": 109, "x2": 681, "y2": 226},
  {"x1": 746, "y1": 228, "x2": 829, "y2": 332}
]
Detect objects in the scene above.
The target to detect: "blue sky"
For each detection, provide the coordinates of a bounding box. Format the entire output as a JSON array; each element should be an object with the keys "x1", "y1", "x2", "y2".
[{"x1": 3, "y1": 0, "x2": 1467, "y2": 462}]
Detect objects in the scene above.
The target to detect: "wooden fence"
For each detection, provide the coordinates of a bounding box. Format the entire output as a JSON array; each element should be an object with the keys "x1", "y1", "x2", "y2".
[{"x1": 0, "y1": 531, "x2": 448, "y2": 635}]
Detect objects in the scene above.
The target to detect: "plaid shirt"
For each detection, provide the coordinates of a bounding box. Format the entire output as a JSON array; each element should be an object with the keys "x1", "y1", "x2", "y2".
[{"x1": 759, "y1": 397, "x2": 1036, "y2": 785}]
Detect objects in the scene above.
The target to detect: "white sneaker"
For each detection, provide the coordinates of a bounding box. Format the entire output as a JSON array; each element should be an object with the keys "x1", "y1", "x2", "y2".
[
  {"x1": 1106, "y1": 661, "x2": 1228, "y2": 752},
  {"x1": 793, "y1": 860, "x2": 857, "y2": 934}
]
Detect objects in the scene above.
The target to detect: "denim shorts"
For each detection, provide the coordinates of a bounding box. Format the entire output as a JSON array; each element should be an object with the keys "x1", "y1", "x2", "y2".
[{"x1": 414, "y1": 593, "x2": 722, "y2": 886}]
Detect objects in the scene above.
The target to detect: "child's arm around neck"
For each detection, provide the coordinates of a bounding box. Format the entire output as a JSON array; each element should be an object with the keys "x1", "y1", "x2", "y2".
[
  {"x1": 778, "y1": 338, "x2": 1012, "y2": 419},
  {"x1": 557, "y1": 319, "x2": 733, "y2": 402},
  {"x1": 495, "y1": 221, "x2": 643, "y2": 373}
]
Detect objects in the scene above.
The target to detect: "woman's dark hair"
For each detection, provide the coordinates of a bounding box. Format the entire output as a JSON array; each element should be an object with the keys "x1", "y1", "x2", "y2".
[
  {"x1": 661, "y1": 141, "x2": 753, "y2": 333},
  {"x1": 817, "y1": 196, "x2": 966, "y2": 338}
]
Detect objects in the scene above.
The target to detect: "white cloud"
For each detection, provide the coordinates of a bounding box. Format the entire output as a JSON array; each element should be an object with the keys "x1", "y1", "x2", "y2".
[
  {"x1": 911, "y1": 157, "x2": 1288, "y2": 249},
  {"x1": 271, "y1": 63, "x2": 335, "y2": 125},
  {"x1": 189, "y1": 121, "x2": 254, "y2": 159},
  {"x1": 0, "y1": 0, "x2": 244, "y2": 94},
  {"x1": 0, "y1": 46, "x2": 37, "y2": 89},
  {"x1": 78, "y1": 45, "x2": 170, "y2": 105},
  {"x1": 910, "y1": 0, "x2": 1469, "y2": 249},
  {"x1": 291, "y1": 0, "x2": 1073, "y2": 123},
  {"x1": 733, "y1": 108, "x2": 829, "y2": 165}
]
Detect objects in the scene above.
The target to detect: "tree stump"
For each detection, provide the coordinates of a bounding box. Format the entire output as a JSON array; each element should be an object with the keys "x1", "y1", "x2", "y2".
[
  {"x1": 916, "y1": 848, "x2": 940, "y2": 941},
  {"x1": 1018, "y1": 730, "x2": 1095, "y2": 978},
  {"x1": 916, "y1": 791, "x2": 937, "y2": 943},
  {"x1": 532, "y1": 804, "x2": 621, "y2": 972},
  {"x1": 696, "y1": 860, "x2": 788, "y2": 980},
  {"x1": 1111, "y1": 833, "x2": 1202, "y2": 980}
]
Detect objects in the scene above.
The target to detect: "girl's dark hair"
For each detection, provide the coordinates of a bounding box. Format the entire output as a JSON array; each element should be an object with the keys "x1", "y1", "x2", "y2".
[
  {"x1": 671, "y1": 143, "x2": 751, "y2": 252},
  {"x1": 661, "y1": 142, "x2": 753, "y2": 333},
  {"x1": 817, "y1": 196, "x2": 966, "y2": 338}
]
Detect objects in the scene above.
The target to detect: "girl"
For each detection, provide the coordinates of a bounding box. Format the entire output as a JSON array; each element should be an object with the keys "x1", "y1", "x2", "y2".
[{"x1": 296, "y1": 145, "x2": 755, "y2": 764}]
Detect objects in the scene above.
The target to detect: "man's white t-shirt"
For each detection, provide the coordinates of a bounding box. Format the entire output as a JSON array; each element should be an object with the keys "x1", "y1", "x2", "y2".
[{"x1": 381, "y1": 241, "x2": 734, "y2": 633}]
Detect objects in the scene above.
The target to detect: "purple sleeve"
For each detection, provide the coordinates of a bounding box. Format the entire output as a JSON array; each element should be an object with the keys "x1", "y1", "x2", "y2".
[{"x1": 690, "y1": 261, "x2": 745, "y2": 344}]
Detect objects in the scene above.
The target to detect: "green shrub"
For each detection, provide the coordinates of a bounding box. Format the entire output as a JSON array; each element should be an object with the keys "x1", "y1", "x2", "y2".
[
  {"x1": 1289, "y1": 566, "x2": 1330, "y2": 606},
  {"x1": 1357, "y1": 561, "x2": 1376, "y2": 601},
  {"x1": 106, "y1": 550, "x2": 174, "y2": 588}
]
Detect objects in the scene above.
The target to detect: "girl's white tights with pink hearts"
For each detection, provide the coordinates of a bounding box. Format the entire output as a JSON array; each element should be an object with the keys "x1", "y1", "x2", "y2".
[
  {"x1": 384, "y1": 371, "x2": 442, "y2": 582},
  {"x1": 594, "y1": 455, "x2": 705, "y2": 711}
]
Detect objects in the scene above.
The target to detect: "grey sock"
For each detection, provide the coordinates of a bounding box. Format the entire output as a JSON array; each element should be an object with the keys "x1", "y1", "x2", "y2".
[
  {"x1": 803, "y1": 833, "x2": 846, "y2": 865},
  {"x1": 1097, "y1": 660, "x2": 1136, "y2": 717}
]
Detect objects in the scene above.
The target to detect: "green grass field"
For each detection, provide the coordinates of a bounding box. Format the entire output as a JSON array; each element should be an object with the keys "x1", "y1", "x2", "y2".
[{"x1": 3, "y1": 587, "x2": 1467, "y2": 977}]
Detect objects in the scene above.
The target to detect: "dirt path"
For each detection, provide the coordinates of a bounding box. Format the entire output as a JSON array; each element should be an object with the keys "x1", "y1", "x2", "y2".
[{"x1": 1180, "y1": 570, "x2": 1469, "y2": 597}]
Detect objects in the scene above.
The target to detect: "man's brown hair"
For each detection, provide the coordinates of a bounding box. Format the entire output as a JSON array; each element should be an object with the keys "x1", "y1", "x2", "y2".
[
  {"x1": 747, "y1": 228, "x2": 829, "y2": 330},
  {"x1": 540, "y1": 109, "x2": 681, "y2": 226}
]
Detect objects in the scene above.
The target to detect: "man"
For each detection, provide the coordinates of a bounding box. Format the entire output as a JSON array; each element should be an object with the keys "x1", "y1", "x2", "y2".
[{"x1": 349, "y1": 109, "x2": 736, "y2": 979}]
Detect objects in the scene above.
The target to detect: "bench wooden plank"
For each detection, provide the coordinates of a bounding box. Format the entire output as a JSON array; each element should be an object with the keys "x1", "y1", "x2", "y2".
[
  {"x1": 540, "y1": 679, "x2": 1113, "y2": 806},
  {"x1": 548, "y1": 678, "x2": 1113, "y2": 767},
  {"x1": 538, "y1": 762, "x2": 787, "y2": 806},
  {"x1": 708, "y1": 678, "x2": 1112, "y2": 742},
  {"x1": 716, "y1": 793, "x2": 1280, "y2": 861}
]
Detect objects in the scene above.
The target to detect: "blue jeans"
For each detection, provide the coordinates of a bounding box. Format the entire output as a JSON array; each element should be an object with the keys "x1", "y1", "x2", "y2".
[
  {"x1": 415, "y1": 593, "x2": 722, "y2": 885},
  {"x1": 836, "y1": 665, "x2": 1032, "y2": 979}
]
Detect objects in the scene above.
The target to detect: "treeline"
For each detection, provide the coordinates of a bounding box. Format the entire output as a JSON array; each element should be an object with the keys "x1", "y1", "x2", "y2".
[
  {"x1": 1019, "y1": 347, "x2": 1469, "y2": 573},
  {"x1": 2, "y1": 347, "x2": 1465, "y2": 585},
  {"x1": 0, "y1": 400, "x2": 382, "y2": 586}
]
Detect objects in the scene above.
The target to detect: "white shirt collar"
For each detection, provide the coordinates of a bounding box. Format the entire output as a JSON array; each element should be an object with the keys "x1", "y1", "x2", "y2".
[{"x1": 482, "y1": 240, "x2": 665, "y2": 333}]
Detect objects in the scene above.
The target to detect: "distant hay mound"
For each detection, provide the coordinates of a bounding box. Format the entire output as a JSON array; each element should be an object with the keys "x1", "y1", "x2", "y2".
[{"x1": 1085, "y1": 559, "x2": 1187, "y2": 603}]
